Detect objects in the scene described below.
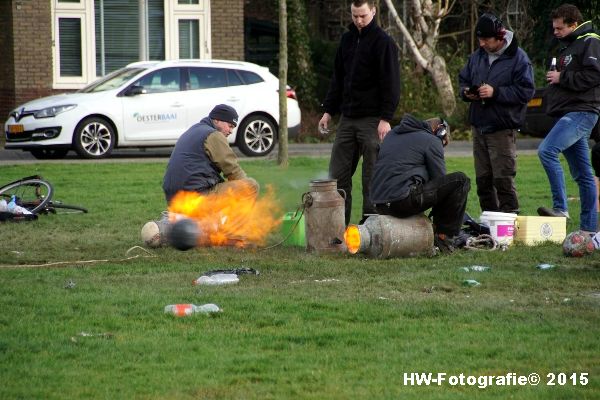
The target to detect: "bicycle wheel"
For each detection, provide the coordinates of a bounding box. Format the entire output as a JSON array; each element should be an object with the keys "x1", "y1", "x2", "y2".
[
  {"x1": 0, "y1": 177, "x2": 54, "y2": 214},
  {"x1": 45, "y1": 201, "x2": 88, "y2": 214}
]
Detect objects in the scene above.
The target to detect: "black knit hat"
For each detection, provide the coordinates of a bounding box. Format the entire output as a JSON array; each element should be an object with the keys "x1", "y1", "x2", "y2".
[
  {"x1": 475, "y1": 13, "x2": 503, "y2": 38},
  {"x1": 209, "y1": 104, "x2": 239, "y2": 127}
]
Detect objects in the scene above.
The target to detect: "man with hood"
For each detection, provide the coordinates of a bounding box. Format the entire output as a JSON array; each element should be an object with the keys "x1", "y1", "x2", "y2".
[
  {"x1": 318, "y1": 0, "x2": 400, "y2": 225},
  {"x1": 459, "y1": 13, "x2": 535, "y2": 215},
  {"x1": 537, "y1": 3, "x2": 600, "y2": 237},
  {"x1": 370, "y1": 114, "x2": 471, "y2": 253},
  {"x1": 163, "y1": 104, "x2": 259, "y2": 204}
]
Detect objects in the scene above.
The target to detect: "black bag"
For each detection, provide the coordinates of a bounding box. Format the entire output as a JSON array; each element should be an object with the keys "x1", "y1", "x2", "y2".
[{"x1": 0, "y1": 211, "x2": 38, "y2": 222}]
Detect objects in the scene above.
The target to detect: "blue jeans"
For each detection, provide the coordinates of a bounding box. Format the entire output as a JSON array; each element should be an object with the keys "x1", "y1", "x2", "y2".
[{"x1": 538, "y1": 112, "x2": 599, "y2": 231}]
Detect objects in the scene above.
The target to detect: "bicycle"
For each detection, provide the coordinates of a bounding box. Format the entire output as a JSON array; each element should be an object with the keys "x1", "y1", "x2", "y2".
[{"x1": 0, "y1": 175, "x2": 88, "y2": 215}]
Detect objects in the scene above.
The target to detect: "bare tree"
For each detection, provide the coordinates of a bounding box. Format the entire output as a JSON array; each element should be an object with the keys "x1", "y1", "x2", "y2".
[
  {"x1": 383, "y1": 0, "x2": 457, "y2": 116},
  {"x1": 278, "y1": 0, "x2": 289, "y2": 167}
]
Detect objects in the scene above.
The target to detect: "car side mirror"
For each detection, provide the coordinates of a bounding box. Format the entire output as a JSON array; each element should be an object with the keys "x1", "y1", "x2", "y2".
[{"x1": 124, "y1": 85, "x2": 147, "y2": 96}]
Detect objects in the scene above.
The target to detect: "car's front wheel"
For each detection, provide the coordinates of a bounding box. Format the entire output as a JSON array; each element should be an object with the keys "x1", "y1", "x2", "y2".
[
  {"x1": 29, "y1": 148, "x2": 69, "y2": 159},
  {"x1": 236, "y1": 115, "x2": 278, "y2": 157},
  {"x1": 73, "y1": 117, "x2": 115, "y2": 159}
]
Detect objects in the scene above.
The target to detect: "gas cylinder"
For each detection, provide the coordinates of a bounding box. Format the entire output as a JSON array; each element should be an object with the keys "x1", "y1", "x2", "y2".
[
  {"x1": 344, "y1": 214, "x2": 434, "y2": 258},
  {"x1": 302, "y1": 179, "x2": 346, "y2": 253}
]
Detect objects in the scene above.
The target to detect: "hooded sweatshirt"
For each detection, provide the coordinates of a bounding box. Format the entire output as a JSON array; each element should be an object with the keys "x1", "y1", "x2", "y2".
[{"x1": 370, "y1": 114, "x2": 446, "y2": 204}]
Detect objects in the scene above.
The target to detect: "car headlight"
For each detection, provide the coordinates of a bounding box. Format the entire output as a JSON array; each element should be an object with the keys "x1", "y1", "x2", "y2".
[{"x1": 34, "y1": 104, "x2": 77, "y2": 118}]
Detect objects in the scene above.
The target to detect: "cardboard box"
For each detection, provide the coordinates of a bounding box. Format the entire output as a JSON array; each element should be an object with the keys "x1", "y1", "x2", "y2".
[
  {"x1": 281, "y1": 211, "x2": 305, "y2": 246},
  {"x1": 514, "y1": 216, "x2": 566, "y2": 245}
]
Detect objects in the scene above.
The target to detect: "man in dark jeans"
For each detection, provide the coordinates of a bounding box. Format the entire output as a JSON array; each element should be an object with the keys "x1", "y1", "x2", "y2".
[
  {"x1": 459, "y1": 13, "x2": 535, "y2": 214},
  {"x1": 318, "y1": 0, "x2": 400, "y2": 225},
  {"x1": 370, "y1": 114, "x2": 471, "y2": 253}
]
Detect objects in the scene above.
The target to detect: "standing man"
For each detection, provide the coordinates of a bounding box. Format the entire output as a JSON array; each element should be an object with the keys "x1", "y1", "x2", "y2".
[
  {"x1": 459, "y1": 13, "x2": 535, "y2": 214},
  {"x1": 537, "y1": 4, "x2": 600, "y2": 236},
  {"x1": 318, "y1": 0, "x2": 400, "y2": 225},
  {"x1": 370, "y1": 114, "x2": 471, "y2": 253},
  {"x1": 163, "y1": 104, "x2": 259, "y2": 204}
]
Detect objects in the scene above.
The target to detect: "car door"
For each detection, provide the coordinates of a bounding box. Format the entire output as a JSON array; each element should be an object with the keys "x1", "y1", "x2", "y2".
[
  {"x1": 181, "y1": 67, "x2": 248, "y2": 140},
  {"x1": 120, "y1": 67, "x2": 189, "y2": 143}
]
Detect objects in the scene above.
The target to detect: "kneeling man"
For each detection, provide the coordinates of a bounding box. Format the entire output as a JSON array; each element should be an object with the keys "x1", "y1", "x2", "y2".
[
  {"x1": 163, "y1": 104, "x2": 259, "y2": 204},
  {"x1": 370, "y1": 114, "x2": 471, "y2": 252}
]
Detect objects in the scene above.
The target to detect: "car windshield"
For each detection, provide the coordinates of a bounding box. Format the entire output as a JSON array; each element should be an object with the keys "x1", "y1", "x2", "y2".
[{"x1": 78, "y1": 67, "x2": 147, "y2": 93}]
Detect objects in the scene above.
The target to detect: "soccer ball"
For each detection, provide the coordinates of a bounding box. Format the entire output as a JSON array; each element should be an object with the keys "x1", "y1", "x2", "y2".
[
  {"x1": 141, "y1": 220, "x2": 167, "y2": 248},
  {"x1": 562, "y1": 230, "x2": 595, "y2": 257}
]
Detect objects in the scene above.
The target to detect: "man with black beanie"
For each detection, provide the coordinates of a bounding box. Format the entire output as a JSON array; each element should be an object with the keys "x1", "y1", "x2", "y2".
[
  {"x1": 163, "y1": 104, "x2": 259, "y2": 204},
  {"x1": 459, "y1": 13, "x2": 535, "y2": 215}
]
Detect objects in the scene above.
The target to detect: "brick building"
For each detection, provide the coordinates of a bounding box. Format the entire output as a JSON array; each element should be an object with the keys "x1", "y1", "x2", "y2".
[{"x1": 0, "y1": 0, "x2": 245, "y2": 121}]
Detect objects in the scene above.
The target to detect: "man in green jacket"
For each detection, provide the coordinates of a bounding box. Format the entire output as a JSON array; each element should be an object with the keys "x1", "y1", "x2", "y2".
[{"x1": 163, "y1": 104, "x2": 259, "y2": 204}]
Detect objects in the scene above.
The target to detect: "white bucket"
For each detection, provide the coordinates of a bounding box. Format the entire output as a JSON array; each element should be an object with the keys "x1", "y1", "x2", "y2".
[{"x1": 479, "y1": 211, "x2": 518, "y2": 246}]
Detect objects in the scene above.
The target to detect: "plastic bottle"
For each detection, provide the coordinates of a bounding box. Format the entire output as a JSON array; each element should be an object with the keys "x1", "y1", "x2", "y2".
[
  {"x1": 193, "y1": 273, "x2": 239, "y2": 286},
  {"x1": 6, "y1": 196, "x2": 32, "y2": 215},
  {"x1": 550, "y1": 57, "x2": 557, "y2": 71},
  {"x1": 536, "y1": 263, "x2": 556, "y2": 270},
  {"x1": 7, "y1": 196, "x2": 16, "y2": 213},
  {"x1": 164, "y1": 303, "x2": 221, "y2": 317}
]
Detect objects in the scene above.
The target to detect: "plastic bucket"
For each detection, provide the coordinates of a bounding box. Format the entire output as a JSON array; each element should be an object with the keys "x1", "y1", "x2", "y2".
[{"x1": 479, "y1": 211, "x2": 518, "y2": 246}]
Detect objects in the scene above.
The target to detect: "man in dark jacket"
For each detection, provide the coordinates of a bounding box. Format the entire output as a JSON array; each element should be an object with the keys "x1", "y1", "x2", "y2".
[
  {"x1": 370, "y1": 114, "x2": 471, "y2": 252},
  {"x1": 162, "y1": 104, "x2": 258, "y2": 204},
  {"x1": 459, "y1": 13, "x2": 535, "y2": 214},
  {"x1": 318, "y1": 0, "x2": 400, "y2": 225},
  {"x1": 537, "y1": 4, "x2": 600, "y2": 235}
]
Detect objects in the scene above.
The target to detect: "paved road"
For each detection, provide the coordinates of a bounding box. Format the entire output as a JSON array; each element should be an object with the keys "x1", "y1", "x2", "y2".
[{"x1": 0, "y1": 139, "x2": 543, "y2": 165}]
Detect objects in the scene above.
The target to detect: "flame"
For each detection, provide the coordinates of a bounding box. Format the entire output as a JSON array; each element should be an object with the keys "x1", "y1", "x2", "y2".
[
  {"x1": 344, "y1": 224, "x2": 361, "y2": 254},
  {"x1": 168, "y1": 183, "x2": 282, "y2": 248}
]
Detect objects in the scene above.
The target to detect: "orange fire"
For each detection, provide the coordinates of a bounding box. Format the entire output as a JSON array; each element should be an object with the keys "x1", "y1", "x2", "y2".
[
  {"x1": 344, "y1": 224, "x2": 361, "y2": 254},
  {"x1": 168, "y1": 183, "x2": 282, "y2": 248}
]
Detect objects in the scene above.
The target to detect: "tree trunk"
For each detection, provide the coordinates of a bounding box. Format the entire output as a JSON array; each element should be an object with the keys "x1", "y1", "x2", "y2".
[
  {"x1": 383, "y1": 0, "x2": 456, "y2": 116},
  {"x1": 278, "y1": 0, "x2": 288, "y2": 167}
]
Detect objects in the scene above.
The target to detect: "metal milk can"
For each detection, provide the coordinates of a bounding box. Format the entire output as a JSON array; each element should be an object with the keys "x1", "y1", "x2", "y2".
[
  {"x1": 302, "y1": 179, "x2": 346, "y2": 253},
  {"x1": 344, "y1": 214, "x2": 434, "y2": 258}
]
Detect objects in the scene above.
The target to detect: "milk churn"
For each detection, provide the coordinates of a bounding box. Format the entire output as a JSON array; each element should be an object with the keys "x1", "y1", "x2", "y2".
[
  {"x1": 302, "y1": 179, "x2": 346, "y2": 253},
  {"x1": 344, "y1": 214, "x2": 434, "y2": 258}
]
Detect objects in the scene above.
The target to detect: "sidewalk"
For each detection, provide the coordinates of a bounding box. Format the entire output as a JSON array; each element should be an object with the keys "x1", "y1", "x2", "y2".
[{"x1": 0, "y1": 138, "x2": 544, "y2": 164}]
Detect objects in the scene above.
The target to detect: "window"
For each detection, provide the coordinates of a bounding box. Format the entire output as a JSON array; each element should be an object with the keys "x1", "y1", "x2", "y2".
[
  {"x1": 58, "y1": 18, "x2": 82, "y2": 77},
  {"x1": 94, "y1": 1, "x2": 140, "y2": 76},
  {"x1": 53, "y1": 0, "x2": 210, "y2": 89},
  {"x1": 238, "y1": 70, "x2": 264, "y2": 85},
  {"x1": 226, "y1": 70, "x2": 244, "y2": 86},
  {"x1": 133, "y1": 68, "x2": 181, "y2": 93},
  {"x1": 187, "y1": 67, "x2": 227, "y2": 90},
  {"x1": 179, "y1": 19, "x2": 200, "y2": 59}
]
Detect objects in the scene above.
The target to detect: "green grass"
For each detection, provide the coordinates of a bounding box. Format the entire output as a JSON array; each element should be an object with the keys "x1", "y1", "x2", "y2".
[{"x1": 1, "y1": 155, "x2": 599, "y2": 399}]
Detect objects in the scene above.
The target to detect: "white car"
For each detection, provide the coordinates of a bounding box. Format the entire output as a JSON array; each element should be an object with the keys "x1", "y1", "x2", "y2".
[{"x1": 4, "y1": 60, "x2": 301, "y2": 159}]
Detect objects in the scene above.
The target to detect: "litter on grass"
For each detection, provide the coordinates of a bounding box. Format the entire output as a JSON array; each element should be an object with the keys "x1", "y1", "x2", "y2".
[
  {"x1": 460, "y1": 265, "x2": 491, "y2": 272},
  {"x1": 462, "y1": 279, "x2": 481, "y2": 287},
  {"x1": 71, "y1": 332, "x2": 114, "y2": 342},
  {"x1": 193, "y1": 267, "x2": 260, "y2": 285},
  {"x1": 164, "y1": 303, "x2": 222, "y2": 316},
  {"x1": 64, "y1": 280, "x2": 76, "y2": 289},
  {"x1": 536, "y1": 263, "x2": 556, "y2": 270},
  {"x1": 193, "y1": 273, "x2": 239, "y2": 286},
  {"x1": 202, "y1": 267, "x2": 259, "y2": 276}
]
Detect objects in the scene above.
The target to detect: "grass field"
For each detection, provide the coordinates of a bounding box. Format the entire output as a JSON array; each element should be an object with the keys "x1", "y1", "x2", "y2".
[{"x1": 0, "y1": 155, "x2": 599, "y2": 399}]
